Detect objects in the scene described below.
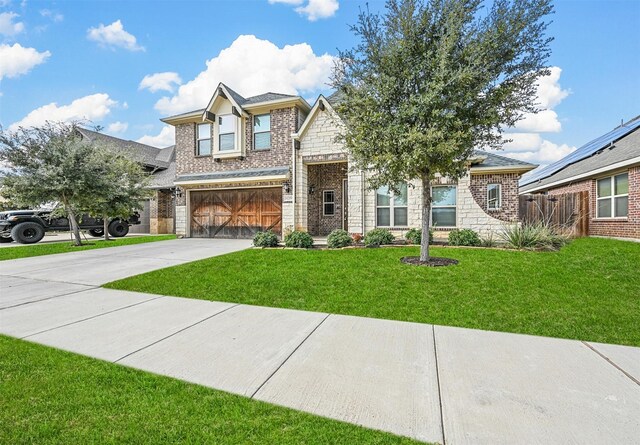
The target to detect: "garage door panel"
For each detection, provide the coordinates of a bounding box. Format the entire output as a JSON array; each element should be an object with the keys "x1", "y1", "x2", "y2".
[{"x1": 190, "y1": 188, "x2": 282, "y2": 239}]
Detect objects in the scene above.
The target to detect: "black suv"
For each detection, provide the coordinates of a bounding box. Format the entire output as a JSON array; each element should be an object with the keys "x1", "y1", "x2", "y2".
[{"x1": 0, "y1": 210, "x2": 140, "y2": 244}]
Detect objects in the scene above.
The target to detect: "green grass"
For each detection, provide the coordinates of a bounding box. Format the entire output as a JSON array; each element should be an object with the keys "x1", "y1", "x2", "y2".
[
  {"x1": 0, "y1": 234, "x2": 176, "y2": 261},
  {"x1": 0, "y1": 336, "x2": 420, "y2": 444},
  {"x1": 107, "y1": 237, "x2": 640, "y2": 346}
]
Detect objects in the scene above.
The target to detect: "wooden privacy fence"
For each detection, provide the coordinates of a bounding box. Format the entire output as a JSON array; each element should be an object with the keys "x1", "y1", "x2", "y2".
[{"x1": 519, "y1": 191, "x2": 590, "y2": 237}]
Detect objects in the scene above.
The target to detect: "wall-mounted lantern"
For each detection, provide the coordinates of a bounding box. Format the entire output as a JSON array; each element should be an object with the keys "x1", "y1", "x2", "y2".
[
  {"x1": 283, "y1": 181, "x2": 291, "y2": 194},
  {"x1": 308, "y1": 185, "x2": 315, "y2": 195}
]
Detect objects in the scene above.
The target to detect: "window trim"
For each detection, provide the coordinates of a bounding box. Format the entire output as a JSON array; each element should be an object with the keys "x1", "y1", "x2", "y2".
[
  {"x1": 195, "y1": 123, "x2": 212, "y2": 157},
  {"x1": 323, "y1": 190, "x2": 336, "y2": 217},
  {"x1": 375, "y1": 184, "x2": 408, "y2": 227},
  {"x1": 253, "y1": 113, "x2": 271, "y2": 151},
  {"x1": 218, "y1": 114, "x2": 236, "y2": 152},
  {"x1": 431, "y1": 185, "x2": 457, "y2": 228},
  {"x1": 596, "y1": 173, "x2": 629, "y2": 219},
  {"x1": 487, "y1": 183, "x2": 502, "y2": 211}
]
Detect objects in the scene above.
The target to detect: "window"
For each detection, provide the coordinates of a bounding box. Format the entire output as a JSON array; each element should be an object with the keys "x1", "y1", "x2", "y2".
[
  {"x1": 323, "y1": 190, "x2": 335, "y2": 216},
  {"x1": 487, "y1": 184, "x2": 501, "y2": 210},
  {"x1": 432, "y1": 185, "x2": 456, "y2": 227},
  {"x1": 196, "y1": 123, "x2": 211, "y2": 156},
  {"x1": 218, "y1": 115, "x2": 236, "y2": 151},
  {"x1": 376, "y1": 183, "x2": 408, "y2": 227},
  {"x1": 597, "y1": 173, "x2": 628, "y2": 218},
  {"x1": 253, "y1": 114, "x2": 271, "y2": 150}
]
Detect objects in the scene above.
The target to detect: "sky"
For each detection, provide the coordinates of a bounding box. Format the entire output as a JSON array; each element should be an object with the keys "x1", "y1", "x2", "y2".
[{"x1": 0, "y1": 0, "x2": 638, "y2": 169}]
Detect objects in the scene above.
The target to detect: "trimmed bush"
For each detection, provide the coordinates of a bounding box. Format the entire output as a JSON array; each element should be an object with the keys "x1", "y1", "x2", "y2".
[
  {"x1": 364, "y1": 228, "x2": 395, "y2": 247},
  {"x1": 253, "y1": 231, "x2": 279, "y2": 248},
  {"x1": 284, "y1": 230, "x2": 314, "y2": 249},
  {"x1": 405, "y1": 228, "x2": 434, "y2": 245},
  {"x1": 448, "y1": 229, "x2": 481, "y2": 246},
  {"x1": 327, "y1": 229, "x2": 353, "y2": 249},
  {"x1": 499, "y1": 222, "x2": 570, "y2": 251}
]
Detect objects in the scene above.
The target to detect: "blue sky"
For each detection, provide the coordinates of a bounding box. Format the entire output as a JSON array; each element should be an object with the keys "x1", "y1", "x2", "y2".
[{"x1": 0, "y1": 0, "x2": 638, "y2": 167}]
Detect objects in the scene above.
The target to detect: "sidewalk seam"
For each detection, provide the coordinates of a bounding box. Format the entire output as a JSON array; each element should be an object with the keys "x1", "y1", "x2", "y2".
[
  {"x1": 113, "y1": 303, "x2": 241, "y2": 363},
  {"x1": 21, "y1": 295, "x2": 164, "y2": 339},
  {"x1": 432, "y1": 325, "x2": 446, "y2": 445},
  {"x1": 250, "y1": 313, "x2": 331, "y2": 399},
  {"x1": 0, "y1": 285, "x2": 99, "y2": 311},
  {"x1": 581, "y1": 341, "x2": 640, "y2": 387}
]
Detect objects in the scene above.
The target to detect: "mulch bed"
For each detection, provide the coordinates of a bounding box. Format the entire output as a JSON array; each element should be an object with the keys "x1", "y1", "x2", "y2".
[{"x1": 400, "y1": 256, "x2": 459, "y2": 267}]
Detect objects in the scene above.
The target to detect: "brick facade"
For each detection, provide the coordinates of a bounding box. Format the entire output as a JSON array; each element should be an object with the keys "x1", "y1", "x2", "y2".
[
  {"x1": 307, "y1": 163, "x2": 348, "y2": 235},
  {"x1": 149, "y1": 189, "x2": 175, "y2": 234},
  {"x1": 546, "y1": 166, "x2": 640, "y2": 239},
  {"x1": 469, "y1": 173, "x2": 521, "y2": 222}
]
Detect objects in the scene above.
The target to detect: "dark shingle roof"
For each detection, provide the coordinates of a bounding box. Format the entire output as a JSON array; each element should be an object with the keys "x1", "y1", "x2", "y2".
[
  {"x1": 244, "y1": 92, "x2": 297, "y2": 105},
  {"x1": 78, "y1": 128, "x2": 170, "y2": 169},
  {"x1": 175, "y1": 166, "x2": 289, "y2": 183},
  {"x1": 326, "y1": 91, "x2": 344, "y2": 106},
  {"x1": 472, "y1": 150, "x2": 537, "y2": 169}
]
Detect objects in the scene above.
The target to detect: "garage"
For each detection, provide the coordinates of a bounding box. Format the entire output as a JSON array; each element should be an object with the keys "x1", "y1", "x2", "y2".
[{"x1": 190, "y1": 188, "x2": 282, "y2": 238}]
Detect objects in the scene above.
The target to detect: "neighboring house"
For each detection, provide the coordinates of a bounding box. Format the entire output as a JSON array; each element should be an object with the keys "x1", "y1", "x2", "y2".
[
  {"x1": 519, "y1": 116, "x2": 640, "y2": 239},
  {"x1": 162, "y1": 83, "x2": 536, "y2": 239},
  {"x1": 77, "y1": 128, "x2": 176, "y2": 234}
]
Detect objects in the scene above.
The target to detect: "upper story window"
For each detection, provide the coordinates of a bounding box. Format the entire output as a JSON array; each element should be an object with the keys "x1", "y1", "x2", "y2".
[
  {"x1": 253, "y1": 114, "x2": 271, "y2": 150},
  {"x1": 597, "y1": 173, "x2": 628, "y2": 218},
  {"x1": 196, "y1": 123, "x2": 211, "y2": 156},
  {"x1": 432, "y1": 185, "x2": 456, "y2": 227},
  {"x1": 376, "y1": 183, "x2": 408, "y2": 227},
  {"x1": 218, "y1": 115, "x2": 236, "y2": 151},
  {"x1": 487, "y1": 183, "x2": 502, "y2": 210}
]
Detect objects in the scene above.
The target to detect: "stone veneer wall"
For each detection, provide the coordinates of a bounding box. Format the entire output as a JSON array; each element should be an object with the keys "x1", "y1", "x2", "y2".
[
  {"x1": 546, "y1": 165, "x2": 640, "y2": 239},
  {"x1": 307, "y1": 163, "x2": 348, "y2": 235},
  {"x1": 469, "y1": 173, "x2": 520, "y2": 222},
  {"x1": 149, "y1": 189, "x2": 175, "y2": 234}
]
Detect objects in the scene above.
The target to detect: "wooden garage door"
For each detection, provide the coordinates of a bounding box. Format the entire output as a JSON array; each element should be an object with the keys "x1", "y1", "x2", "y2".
[{"x1": 190, "y1": 188, "x2": 282, "y2": 238}]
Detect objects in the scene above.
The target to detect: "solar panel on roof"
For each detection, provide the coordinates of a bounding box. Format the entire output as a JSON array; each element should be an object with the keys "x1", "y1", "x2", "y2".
[{"x1": 520, "y1": 118, "x2": 640, "y2": 186}]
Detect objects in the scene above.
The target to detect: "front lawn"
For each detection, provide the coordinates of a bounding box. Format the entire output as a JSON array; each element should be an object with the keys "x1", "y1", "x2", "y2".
[
  {"x1": 0, "y1": 234, "x2": 176, "y2": 261},
  {"x1": 0, "y1": 336, "x2": 419, "y2": 444},
  {"x1": 107, "y1": 237, "x2": 640, "y2": 346}
]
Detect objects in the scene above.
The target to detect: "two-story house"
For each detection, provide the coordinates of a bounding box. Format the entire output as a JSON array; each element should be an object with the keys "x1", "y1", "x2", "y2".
[{"x1": 163, "y1": 83, "x2": 536, "y2": 239}]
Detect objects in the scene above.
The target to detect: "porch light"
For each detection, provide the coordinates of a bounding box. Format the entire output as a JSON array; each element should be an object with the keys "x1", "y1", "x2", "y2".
[
  {"x1": 173, "y1": 188, "x2": 183, "y2": 199},
  {"x1": 283, "y1": 181, "x2": 291, "y2": 194},
  {"x1": 308, "y1": 185, "x2": 315, "y2": 195}
]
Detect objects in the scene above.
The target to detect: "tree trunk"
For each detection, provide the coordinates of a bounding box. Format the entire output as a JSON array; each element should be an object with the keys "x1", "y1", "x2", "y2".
[
  {"x1": 103, "y1": 215, "x2": 110, "y2": 241},
  {"x1": 67, "y1": 209, "x2": 83, "y2": 247},
  {"x1": 420, "y1": 174, "x2": 432, "y2": 262}
]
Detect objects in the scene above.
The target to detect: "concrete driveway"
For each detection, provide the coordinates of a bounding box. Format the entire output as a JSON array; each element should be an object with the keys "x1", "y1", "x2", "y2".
[{"x1": 1, "y1": 238, "x2": 639, "y2": 444}]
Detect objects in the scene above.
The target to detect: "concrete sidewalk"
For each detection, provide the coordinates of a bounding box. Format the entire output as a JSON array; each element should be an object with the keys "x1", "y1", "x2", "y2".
[{"x1": 1, "y1": 239, "x2": 639, "y2": 444}]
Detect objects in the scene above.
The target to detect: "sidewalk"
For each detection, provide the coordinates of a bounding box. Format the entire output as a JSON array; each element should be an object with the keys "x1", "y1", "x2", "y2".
[{"x1": 1, "y1": 239, "x2": 639, "y2": 444}]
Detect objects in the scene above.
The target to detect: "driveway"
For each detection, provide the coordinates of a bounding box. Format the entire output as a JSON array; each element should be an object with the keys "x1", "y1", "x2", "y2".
[{"x1": 1, "y1": 238, "x2": 639, "y2": 444}]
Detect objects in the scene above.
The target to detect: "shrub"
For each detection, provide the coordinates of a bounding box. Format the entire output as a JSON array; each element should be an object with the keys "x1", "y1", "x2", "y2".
[
  {"x1": 327, "y1": 229, "x2": 353, "y2": 248},
  {"x1": 364, "y1": 228, "x2": 395, "y2": 247},
  {"x1": 404, "y1": 228, "x2": 434, "y2": 245},
  {"x1": 498, "y1": 222, "x2": 570, "y2": 251},
  {"x1": 253, "y1": 230, "x2": 279, "y2": 248},
  {"x1": 448, "y1": 229, "x2": 481, "y2": 246},
  {"x1": 480, "y1": 232, "x2": 498, "y2": 248},
  {"x1": 284, "y1": 230, "x2": 314, "y2": 248}
]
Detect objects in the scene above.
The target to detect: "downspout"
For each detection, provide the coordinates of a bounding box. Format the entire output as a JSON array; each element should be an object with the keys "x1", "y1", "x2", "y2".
[
  {"x1": 361, "y1": 170, "x2": 365, "y2": 233},
  {"x1": 291, "y1": 132, "x2": 297, "y2": 230}
]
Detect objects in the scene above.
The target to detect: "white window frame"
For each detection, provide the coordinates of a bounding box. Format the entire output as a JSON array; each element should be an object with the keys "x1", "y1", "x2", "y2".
[
  {"x1": 596, "y1": 173, "x2": 628, "y2": 218},
  {"x1": 376, "y1": 184, "x2": 408, "y2": 227},
  {"x1": 196, "y1": 123, "x2": 212, "y2": 157},
  {"x1": 323, "y1": 190, "x2": 335, "y2": 216},
  {"x1": 218, "y1": 114, "x2": 236, "y2": 152},
  {"x1": 253, "y1": 113, "x2": 271, "y2": 150},
  {"x1": 431, "y1": 185, "x2": 457, "y2": 228},
  {"x1": 487, "y1": 183, "x2": 502, "y2": 210}
]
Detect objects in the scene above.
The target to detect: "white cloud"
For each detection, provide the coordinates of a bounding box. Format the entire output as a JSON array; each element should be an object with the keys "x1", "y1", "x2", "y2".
[
  {"x1": 0, "y1": 12, "x2": 25, "y2": 36},
  {"x1": 514, "y1": 109, "x2": 562, "y2": 133},
  {"x1": 295, "y1": 0, "x2": 339, "y2": 21},
  {"x1": 87, "y1": 20, "x2": 144, "y2": 52},
  {"x1": 9, "y1": 93, "x2": 117, "y2": 131},
  {"x1": 535, "y1": 66, "x2": 570, "y2": 109},
  {"x1": 107, "y1": 121, "x2": 128, "y2": 133},
  {"x1": 0, "y1": 43, "x2": 50, "y2": 80},
  {"x1": 139, "y1": 72, "x2": 182, "y2": 93},
  {"x1": 40, "y1": 9, "x2": 64, "y2": 23},
  {"x1": 155, "y1": 35, "x2": 334, "y2": 115},
  {"x1": 136, "y1": 125, "x2": 175, "y2": 148}
]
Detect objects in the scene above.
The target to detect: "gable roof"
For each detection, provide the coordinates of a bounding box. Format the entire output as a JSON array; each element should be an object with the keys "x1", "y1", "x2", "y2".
[
  {"x1": 520, "y1": 115, "x2": 640, "y2": 193},
  {"x1": 470, "y1": 150, "x2": 537, "y2": 172}
]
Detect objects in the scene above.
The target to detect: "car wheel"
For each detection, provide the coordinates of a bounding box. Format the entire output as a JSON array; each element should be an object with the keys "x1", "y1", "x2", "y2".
[
  {"x1": 0, "y1": 235, "x2": 13, "y2": 243},
  {"x1": 10, "y1": 222, "x2": 45, "y2": 244},
  {"x1": 88, "y1": 229, "x2": 104, "y2": 237},
  {"x1": 108, "y1": 220, "x2": 129, "y2": 237}
]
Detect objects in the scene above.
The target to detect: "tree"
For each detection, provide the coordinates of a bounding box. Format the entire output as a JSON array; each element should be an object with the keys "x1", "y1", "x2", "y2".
[
  {"x1": 81, "y1": 148, "x2": 152, "y2": 241},
  {"x1": 332, "y1": 0, "x2": 553, "y2": 262}
]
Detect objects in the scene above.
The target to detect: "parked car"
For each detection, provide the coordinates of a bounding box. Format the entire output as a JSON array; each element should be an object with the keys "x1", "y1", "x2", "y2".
[{"x1": 0, "y1": 210, "x2": 140, "y2": 244}]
